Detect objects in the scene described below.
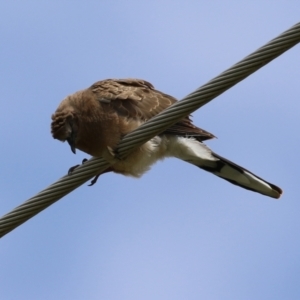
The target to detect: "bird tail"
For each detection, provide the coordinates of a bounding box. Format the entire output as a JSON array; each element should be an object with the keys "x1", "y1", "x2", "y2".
[
  {"x1": 167, "y1": 136, "x2": 282, "y2": 199},
  {"x1": 198, "y1": 152, "x2": 282, "y2": 199}
]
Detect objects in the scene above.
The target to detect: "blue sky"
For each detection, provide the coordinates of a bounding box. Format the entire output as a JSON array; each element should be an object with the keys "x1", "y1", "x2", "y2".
[{"x1": 1, "y1": 1, "x2": 300, "y2": 299}]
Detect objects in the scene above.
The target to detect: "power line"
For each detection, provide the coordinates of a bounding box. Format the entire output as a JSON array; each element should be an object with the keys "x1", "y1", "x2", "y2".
[{"x1": 1, "y1": 22, "x2": 300, "y2": 238}]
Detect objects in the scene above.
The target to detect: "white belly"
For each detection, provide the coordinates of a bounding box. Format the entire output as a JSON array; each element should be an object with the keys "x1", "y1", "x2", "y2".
[{"x1": 110, "y1": 135, "x2": 216, "y2": 177}]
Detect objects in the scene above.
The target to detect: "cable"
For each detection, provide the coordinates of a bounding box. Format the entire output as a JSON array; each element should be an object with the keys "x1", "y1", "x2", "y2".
[{"x1": 0, "y1": 22, "x2": 299, "y2": 238}]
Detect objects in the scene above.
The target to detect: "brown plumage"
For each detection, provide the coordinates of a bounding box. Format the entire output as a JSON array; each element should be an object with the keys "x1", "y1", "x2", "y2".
[{"x1": 51, "y1": 78, "x2": 282, "y2": 199}]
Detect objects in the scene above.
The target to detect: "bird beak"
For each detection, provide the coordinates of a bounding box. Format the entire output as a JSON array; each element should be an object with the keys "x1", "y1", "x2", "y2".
[
  {"x1": 66, "y1": 118, "x2": 77, "y2": 154},
  {"x1": 67, "y1": 136, "x2": 76, "y2": 154}
]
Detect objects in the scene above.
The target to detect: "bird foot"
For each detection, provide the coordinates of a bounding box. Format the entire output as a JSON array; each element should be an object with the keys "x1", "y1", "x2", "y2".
[
  {"x1": 88, "y1": 167, "x2": 114, "y2": 186},
  {"x1": 68, "y1": 159, "x2": 113, "y2": 186},
  {"x1": 68, "y1": 158, "x2": 88, "y2": 175},
  {"x1": 88, "y1": 174, "x2": 101, "y2": 186}
]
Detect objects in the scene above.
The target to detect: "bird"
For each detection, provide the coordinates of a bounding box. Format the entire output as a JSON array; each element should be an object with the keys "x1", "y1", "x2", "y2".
[{"x1": 51, "y1": 78, "x2": 282, "y2": 199}]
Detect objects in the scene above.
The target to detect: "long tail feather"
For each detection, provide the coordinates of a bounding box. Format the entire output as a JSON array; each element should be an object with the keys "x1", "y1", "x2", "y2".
[
  {"x1": 167, "y1": 136, "x2": 282, "y2": 199},
  {"x1": 200, "y1": 152, "x2": 282, "y2": 199}
]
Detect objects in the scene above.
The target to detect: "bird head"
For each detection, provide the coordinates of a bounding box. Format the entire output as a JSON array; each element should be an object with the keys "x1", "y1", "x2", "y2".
[{"x1": 51, "y1": 110, "x2": 78, "y2": 154}]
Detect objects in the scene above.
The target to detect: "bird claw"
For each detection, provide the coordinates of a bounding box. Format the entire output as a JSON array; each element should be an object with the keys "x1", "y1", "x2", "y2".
[
  {"x1": 68, "y1": 159, "x2": 113, "y2": 187},
  {"x1": 88, "y1": 167, "x2": 114, "y2": 186},
  {"x1": 68, "y1": 164, "x2": 80, "y2": 175},
  {"x1": 88, "y1": 174, "x2": 101, "y2": 186},
  {"x1": 68, "y1": 158, "x2": 88, "y2": 175}
]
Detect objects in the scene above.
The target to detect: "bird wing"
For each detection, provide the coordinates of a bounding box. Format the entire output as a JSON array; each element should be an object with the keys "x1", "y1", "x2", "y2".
[{"x1": 90, "y1": 78, "x2": 215, "y2": 141}]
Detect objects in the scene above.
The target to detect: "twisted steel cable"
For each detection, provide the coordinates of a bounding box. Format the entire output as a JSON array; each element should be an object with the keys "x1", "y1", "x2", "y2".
[{"x1": 1, "y1": 22, "x2": 300, "y2": 238}]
